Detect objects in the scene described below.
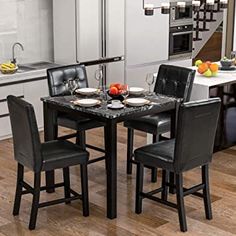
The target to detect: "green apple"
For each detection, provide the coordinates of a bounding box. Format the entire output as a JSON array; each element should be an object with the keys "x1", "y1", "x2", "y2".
[
  {"x1": 195, "y1": 59, "x2": 203, "y2": 67},
  {"x1": 212, "y1": 71, "x2": 218, "y2": 76},
  {"x1": 203, "y1": 69, "x2": 212, "y2": 77}
]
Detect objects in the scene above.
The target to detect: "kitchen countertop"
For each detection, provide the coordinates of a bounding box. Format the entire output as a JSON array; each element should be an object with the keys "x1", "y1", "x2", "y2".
[{"x1": 0, "y1": 62, "x2": 60, "y2": 85}]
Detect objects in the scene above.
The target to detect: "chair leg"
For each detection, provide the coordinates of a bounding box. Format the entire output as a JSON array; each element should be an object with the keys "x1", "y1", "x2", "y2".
[
  {"x1": 127, "y1": 128, "x2": 134, "y2": 174},
  {"x1": 176, "y1": 173, "x2": 187, "y2": 232},
  {"x1": 150, "y1": 134, "x2": 158, "y2": 183},
  {"x1": 202, "y1": 164, "x2": 212, "y2": 220},
  {"x1": 13, "y1": 163, "x2": 24, "y2": 216},
  {"x1": 63, "y1": 167, "x2": 71, "y2": 204},
  {"x1": 76, "y1": 130, "x2": 86, "y2": 150},
  {"x1": 80, "y1": 164, "x2": 89, "y2": 217},
  {"x1": 161, "y1": 169, "x2": 168, "y2": 201},
  {"x1": 29, "y1": 172, "x2": 41, "y2": 230},
  {"x1": 135, "y1": 163, "x2": 144, "y2": 214}
]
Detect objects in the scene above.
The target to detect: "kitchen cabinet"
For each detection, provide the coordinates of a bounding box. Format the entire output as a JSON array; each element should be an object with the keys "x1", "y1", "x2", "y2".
[
  {"x1": 126, "y1": 59, "x2": 193, "y2": 89},
  {"x1": 53, "y1": 0, "x2": 125, "y2": 87},
  {"x1": 0, "y1": 78, "x2": 48, "y2": 140}
]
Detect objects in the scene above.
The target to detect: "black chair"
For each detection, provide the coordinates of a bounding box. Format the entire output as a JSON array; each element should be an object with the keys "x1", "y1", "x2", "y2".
[
  {"x1": 47, "y1": 64, "x2": 106, "y2": 163},
  {"x1": 134, "y1": 98, "x2": 221, "y2": 232},
  {"x1": 124, "y1": 64, "x2": 196, "y2": 182},
  {"x1": 7, "y1": 95, "x2": 89, "y2": 230}
]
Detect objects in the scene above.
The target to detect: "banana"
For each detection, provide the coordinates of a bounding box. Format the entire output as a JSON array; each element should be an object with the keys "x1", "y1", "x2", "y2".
[{"x1": 0, "y1": 62, "x2": 16, "y2": 70}]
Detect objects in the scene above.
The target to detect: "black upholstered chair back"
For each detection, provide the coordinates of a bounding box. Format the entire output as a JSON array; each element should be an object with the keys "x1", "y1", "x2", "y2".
[
  {"x1": 154, "y1": 64, "x2": 195, "y2": 102},
  {"x1": 174, "y1": 98, "x2": 221, "y2": 173},
  {"x1": 7, "y1": 95, "x2": 42, "y2": 172},
  {"x1": 47, "y1": 64, "x2": 88, "y2": 97}
]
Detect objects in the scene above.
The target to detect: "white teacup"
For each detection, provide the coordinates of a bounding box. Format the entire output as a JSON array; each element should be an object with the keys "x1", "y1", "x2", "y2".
[{"x1": 112, "y1": 100, "x2": 121, "y2": 108}]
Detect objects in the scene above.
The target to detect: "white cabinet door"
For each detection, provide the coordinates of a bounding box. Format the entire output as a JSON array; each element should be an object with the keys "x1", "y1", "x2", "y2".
[
  {"x1": 0, "y1": 84, "x2": 24, "y2": 139},
  {"x1": 125, "y1": 0, "x2": 169, "y2": 66},
  {"x1": 23, "y1": 79, "x2": 49, "y2": 129},
  {"x1": 53, "y1": 0, "x2": 77, "y2": 64}
]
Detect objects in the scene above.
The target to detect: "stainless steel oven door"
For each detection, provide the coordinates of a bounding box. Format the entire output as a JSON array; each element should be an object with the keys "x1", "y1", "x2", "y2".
[{"x1": 169, "y1": 25, "x2": 193, "y2": 60}]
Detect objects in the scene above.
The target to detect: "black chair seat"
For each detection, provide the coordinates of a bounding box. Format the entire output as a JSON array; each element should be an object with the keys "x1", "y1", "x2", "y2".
[
  {"x1": 124, "y1": 113, "x2": 171, "y2": 135},
  {"x1": 58, "y1": 113, "x2": 104, "y2": 131},
  {"x1": 135, "y1": 139, "x2": 175, "y2": 170},
  {"x1": 42, "y1": 140, "x2": 89, "y2": 171}
]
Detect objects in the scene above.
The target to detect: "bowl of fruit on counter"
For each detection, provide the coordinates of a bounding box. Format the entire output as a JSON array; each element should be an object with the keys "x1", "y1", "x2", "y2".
[
  {"x1": 107, "y1": 83, "x2": 129, "y2": 101},
  {"x1": 0, "y1": 62, "x2": 18, "y2": 74},
  {"x1": 195, "y1": 60, "x2": 219, "y2": 77}
]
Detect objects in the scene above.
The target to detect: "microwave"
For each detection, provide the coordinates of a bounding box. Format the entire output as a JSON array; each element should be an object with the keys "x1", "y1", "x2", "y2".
[{"x1": 170, "y1": 1, "x2": 193, "y2": 27}]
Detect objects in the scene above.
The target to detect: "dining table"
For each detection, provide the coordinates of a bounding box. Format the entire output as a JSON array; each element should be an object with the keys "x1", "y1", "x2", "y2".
[{"x1": 41, "y1": 93, "x2": 178, "y2": 219}]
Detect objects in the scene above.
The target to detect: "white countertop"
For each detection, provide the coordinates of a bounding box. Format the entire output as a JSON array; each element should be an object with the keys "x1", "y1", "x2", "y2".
[
  {"x1": 0, "y1": 68, "x2": 48, "y2": 85},
  {"x1": 192, "y1": 66, "x2": 236, "y2": 88}
]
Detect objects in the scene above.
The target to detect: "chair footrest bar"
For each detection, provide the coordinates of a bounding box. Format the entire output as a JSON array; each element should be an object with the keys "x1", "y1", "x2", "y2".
[
  {"x1": 141, "y1": 192, "x2": 177, "y2": 209},
  {"x1": 40, "y1": 182, "x2": 65, "y2": 191},
  {"x1": 88, "y1": 156, "x2": 106, "y2": 164},
  {"x1": 22, "y1": 181, "x2": 34, "y2": 194},
  {"x1": 146, "y1": 187, "x2": 163, "y2": 196},
  {"x1": 57, "y1": 133, "x2": 77, "y2": 140},
  {"x1": 183, "y1": 184, "x2": 204, "y2": 197},
  {"x1": 70, "y1": 188, "x2": 80, "y2": 197},
  {"x1": 38, "y1": 195, "x2": 81, "y2": 208},
  {"x1": 86, "y1": 144, "x2": 105, "y2": 153}
]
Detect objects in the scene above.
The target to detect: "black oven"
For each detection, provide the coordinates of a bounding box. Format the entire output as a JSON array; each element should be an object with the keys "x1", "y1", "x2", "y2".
[
  {"x1": 169, "y1": 24, "x2": 193, "y2": 60},
  {"x1": 170, "y1": 1, "x2": 193, "y2": 27}
]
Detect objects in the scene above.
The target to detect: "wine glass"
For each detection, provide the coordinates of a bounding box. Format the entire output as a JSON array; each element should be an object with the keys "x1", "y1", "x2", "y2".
[
  {"x1": 146, "y1": 73, "x2": 154, "y2": 95},
  {"x1": 94, "y1": 67, "x2": 103, "y2": 91},
  {"x1": 122, "y1": 84, "x2": 129, "y2": 101},
  {"x1": 67, "y1": 79, "x2": 77, "y2": 95}
]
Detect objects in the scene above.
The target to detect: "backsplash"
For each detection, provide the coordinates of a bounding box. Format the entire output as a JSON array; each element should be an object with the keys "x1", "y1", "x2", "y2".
[{"x1": 0, "y1": 0, "x2": 53, "y2": 64}]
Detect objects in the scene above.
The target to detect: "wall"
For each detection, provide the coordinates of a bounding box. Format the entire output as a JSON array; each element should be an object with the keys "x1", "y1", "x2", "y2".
[{"x1": 0, "y1": 0, "x2": 53, "y2": 64}]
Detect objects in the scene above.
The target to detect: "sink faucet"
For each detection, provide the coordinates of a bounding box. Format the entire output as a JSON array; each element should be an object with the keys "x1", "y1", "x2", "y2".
[{"x1": 12, "y1": 42, "x2": 24, "y2": 64}]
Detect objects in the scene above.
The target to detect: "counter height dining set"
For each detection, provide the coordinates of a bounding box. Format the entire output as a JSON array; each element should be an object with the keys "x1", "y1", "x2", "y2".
[{"x1": 7, "y1": 64, "x2": 221, "y2": 232}]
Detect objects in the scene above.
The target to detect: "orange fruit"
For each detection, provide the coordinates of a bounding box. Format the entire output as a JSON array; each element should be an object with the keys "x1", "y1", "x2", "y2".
[
  {"x1": 109, "y1": 86, "x2": 119, "y2": 95},
  {"x1": 205, "y1": 61, "x2": 212, "y2": 67},
  {"x1": 198, "y1": 63, "x2": 209, "y2": 74},
  {"x1": 209, "y1": 63, "x2": 219, "y2": 72}
]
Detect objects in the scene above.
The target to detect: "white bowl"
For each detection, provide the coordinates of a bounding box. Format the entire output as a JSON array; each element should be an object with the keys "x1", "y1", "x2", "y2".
[
  {"x1": 75, "y1": 88, "x2": 98, "y2": 95},
  {"x1": 72, "y1": 99, "x2": 100, "y2": 107},
  {"x1": 129, "y1": 87, "x2": 145, "y2": 95},
  {"x1": 125, "y1": 98, "x2": 149, "y2": 107}
]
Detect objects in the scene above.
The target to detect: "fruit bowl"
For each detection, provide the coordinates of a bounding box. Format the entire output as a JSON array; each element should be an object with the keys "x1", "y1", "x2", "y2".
[
  {"x1": 107, "y1": 83, "x2": 128, "y2": 101},
  {"x1": 195, "y1": 60, "x2": 219, "y2": 77},
  {"x1": 220, "y1": 57, "x2": 235, "y2": 69},
  {"x1": 107, "y1": 90, "x2": 124, "y2": 101},
  {"x1": 0, "y1": 62, "x2": 18, "y2": 74}
]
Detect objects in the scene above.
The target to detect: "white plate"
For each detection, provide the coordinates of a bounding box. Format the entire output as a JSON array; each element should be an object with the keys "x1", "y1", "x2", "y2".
[
  {"x1": 129, "y1": 87, "x2": 145, "y2": 95},
  {"x1": 72, "y1": 99, "x2": 100, "y2": 107},
  {"x1": 125, "y1": 98, "x2": 150, "y2": 107},
  {"x1": 107, "y1": 104, "x2": 124, "y2": 109},
  {"x1": 75, "y1": 88, "x2": 98, "y2": 95}
]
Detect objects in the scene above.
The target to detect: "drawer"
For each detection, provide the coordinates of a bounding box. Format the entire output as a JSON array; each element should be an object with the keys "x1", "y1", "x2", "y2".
[
  {"x1": 0, "y1": 95, "x2": 24, "y2": 116},
  {"x1": 0, "y1": 116, "x2": 11, "y2": 138},
  {"x1": 0, "y1": 84, "x2": 24, "y2": 100}
]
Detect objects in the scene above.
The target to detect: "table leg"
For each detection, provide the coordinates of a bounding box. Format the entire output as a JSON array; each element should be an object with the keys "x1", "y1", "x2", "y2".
[
  {"x1": 169, "y1": 107, "x2": 177, "y2": 194},
  {"x1": 43, "y1": 102, "x2": 58, "y2": 193},
  {"x1": 104, "y1": 120, "x2": 117, "y2": 219}
]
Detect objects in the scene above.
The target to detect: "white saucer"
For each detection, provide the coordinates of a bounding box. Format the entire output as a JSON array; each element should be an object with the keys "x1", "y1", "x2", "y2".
[
  {"x1": 72, "y1": 99, "x2": 100, "y2": 107},
  {"x1": 75, "y1": 88, "x2": 98, "y2": 95},
  {"x1": 125, "y1": 98, "x2": 150, "y2": 107},
  {"x1": 107, "y1": 104, "x2": 124, "y2": 109}
]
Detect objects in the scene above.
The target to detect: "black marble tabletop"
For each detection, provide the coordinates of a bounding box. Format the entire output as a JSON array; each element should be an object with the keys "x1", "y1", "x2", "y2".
[{"x1": 41, "y1": 93, "x2": 178, "y2": 120}]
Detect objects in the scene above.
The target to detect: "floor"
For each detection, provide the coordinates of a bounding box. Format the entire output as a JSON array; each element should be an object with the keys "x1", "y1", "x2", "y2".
[{"x1": 0, "y1": 125, "x2": 235, "y2": 236}]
